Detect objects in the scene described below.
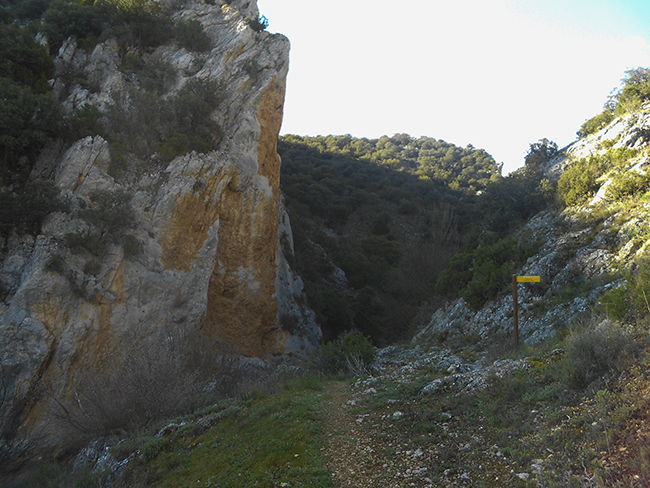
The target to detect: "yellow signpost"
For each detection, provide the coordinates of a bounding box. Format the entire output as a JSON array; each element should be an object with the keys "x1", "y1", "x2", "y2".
[
  {"x1": 512, "y1": 275, "x2": 541, "y2": 349},
  {"x1": 516, "y1": 276, "x2": 541, "y2": 283}
]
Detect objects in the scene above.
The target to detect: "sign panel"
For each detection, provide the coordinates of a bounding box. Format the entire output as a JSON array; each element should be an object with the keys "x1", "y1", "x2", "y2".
[{"x1": 516, "y1": 275, "x2": 540, "y2": 283}]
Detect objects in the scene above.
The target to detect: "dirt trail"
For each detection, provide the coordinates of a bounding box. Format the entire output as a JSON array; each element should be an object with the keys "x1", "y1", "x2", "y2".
[{"x1": 321, "y1": 382, "x2": 435, "y2": 488}]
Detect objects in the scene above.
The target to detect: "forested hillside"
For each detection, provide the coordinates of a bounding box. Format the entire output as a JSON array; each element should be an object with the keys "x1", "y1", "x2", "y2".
[{"x1": 278, "y1": 134, "x2": 557, "y2": 344}]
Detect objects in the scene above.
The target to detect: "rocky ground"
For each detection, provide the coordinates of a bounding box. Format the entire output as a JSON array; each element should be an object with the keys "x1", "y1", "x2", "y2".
[
  {"x1": 322, "y1": 346, "x2": 536, "y2": 487},
  {"x1": 5, "y1": 333, "x2": 649, "y2": 487},
  {"x1": 321, "y1": 341, "x2": 650, "y2": 488}
]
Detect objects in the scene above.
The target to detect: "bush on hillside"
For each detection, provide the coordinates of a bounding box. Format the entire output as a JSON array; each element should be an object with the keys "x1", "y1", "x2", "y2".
[
  {"x1": 139, "y1": 58, "x2": 177, "y2": 94},
  {"x1": 0, "y1": 23, "x2": 55, "y2": 94},
  {"x1": 577, "y1": 109, "x2": 616, "y2": 139},
  {"x1": 64, "y1": 189, "x2": 139, "y2": 262},
  {"x1": 0, "y1": 78, "x2": 61, "y2": 186},
  {"x1": 174, "y1": 19, "x2": 211, "y2": 52},
  {"x1": 4, "y1": 0, "x2": 51, "y2": 22},
  {"x1": 599, "y1": 263, "x2": 650, "y2": 322},
  {"x1": 605, "y1": 170, "x2": 650, "y2": 200},
  {"x1": 246, "y1": 14, "x2": 268, "y2": 33},
  {"x1": 311, "y1": 331, "x2": 376, "y2": 376},
  {"x1": 558, "y1": 148, "x2": 640, "y2": 207},
  {"x1": 104, "y1": 78, "x2": 222, "y2": 166},
  {"x1": 42, "y1": 0, "x2": 103, "y2": 50},
  {"x1": 558, "y1": 320, "x2": 639, "y2": 390},
  {"x1": 69, "y1": 103, "x2": 104, "y2": 140},
  {"x1": 475, "y1": 147, "x2": 555, "y2": 235},
  {"x1": 577, "y1": 67, "x2": 650, "y2": 139},
  {"x1": 80, "y1": 189, "x2": 135, "y2": 235},
  {"x1": 0, "y1": 364, "x2": 36, "y2": 473},
  {"x1": 557, "y1": 156, "x2": 608, "y2": 207},
  {"x1": 524, "y1": 138, "x2": 558, "y2": 167},
  {"x1": 613, "y1": 67, "x2": 650, "y2": 114},
  {"x1": 435, "y1": 234, "x2": 537, "y2": 310},
  {"x1": 0, "y1": 180, "x2": 67, "y2": 236},
  {"x1": 101, "y1": 0, "x2": 173, "y2": 52}
]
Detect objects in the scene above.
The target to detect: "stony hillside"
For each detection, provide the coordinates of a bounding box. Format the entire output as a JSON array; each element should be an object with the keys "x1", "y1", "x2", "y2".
[{"x1": 422, "y1": 102, "x2": 650, "y2": 349}]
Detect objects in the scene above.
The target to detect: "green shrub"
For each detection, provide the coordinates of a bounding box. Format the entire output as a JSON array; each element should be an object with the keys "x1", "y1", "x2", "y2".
[
  {"x1": 83, "y1": 259, "x2": 101, "y2": 276},
  {"x1": 397, "y1": 199, "x2": 418, "y2": 214},
  {"x1": 65, "y1": 230, "x2": 106, "y2": 256},
  {"x1": 45, "y1": 254, "x2": 66, "y2": 274},
  {"x1": 557, "y1": 156, "x2": 608, "y2": 207},
  {"x1": 577, "y1": 109, "x2": 616, "y2": 139},
  {"x1": 108, "y1": 141, "x2": 128, "y2": 178},
  {"x1": 605, "y1": 170, "x2": 650, "y2": 200},
  {"x1": 99, "y1": 0, "x2": 173, "y2": 52},
  {"x1": 370, "y1": 214, "x2": 391, "y2": 236},
  {"x1": 0, "y1": 23, "x2": 55, "y2": 94},
  {"x1": 293, "y1": 374, "x2": 324, "y2": 392},
  {"x1": 311, "y1": 330, "x2": 376, "y2": 376},
  {"x1": 123, "y1": 234, "x2": 142, "y2": 259},
  {"x1": 596, "y1": 284, "x2": 628, "y2": 322},
  {"x1": 64, "y1": 189, "x2": 135, "y2": 257},
  {"x1": 524, "y1": 138, "x2": 558, "y2": 166},
  {"x1": 599, "y1": 264, "x2": 650, "y2": 321},
  {"x1": 140, "y1": 436, "x2": 169, "y2": 461},
  {"x1": 612, "y1": 67, "x2": 650, "y2": 115},
  {"x1": 360, "y1": 235, "x2": 401, "y2": 265},
  {"x1": 139, "y1": 58, "x2": 177, "y2": 94},
  {"x1": 80, "y1": 189, "x2": 135, "y2": 236},
  {"x1": 558, "y1": 321, "x2": 639, "y2": 389},
  {"x1": 104, "y1": 79, "x2": 222, "y2": 164},
  {"x1": 435, "y1": 234, "x2": 537, "y2": 310},
  {"x1": 120, "y1": 51, "x2": 143, "y2": 73},
  {"x1": 70, "y1": 103, "x2": 104, "y2": 140},
  {"x1": 0, "y1": 78, "x2": 61, "y2": 185},
  {"x1": 176, "y1": 423, "x2": 197, "y2": 437},
  {"x1": 462, "y1": 259, "x2": 511, "y2": 310},
  {"x1": 174, "y1": 19, "x2": 211, "y2": 52},
  {"x1": 0, "y1": 180, "x2": 67, "y2": 236},
  {"x1": 42, "y1": 0, "x2": 103, "y2": 50}
]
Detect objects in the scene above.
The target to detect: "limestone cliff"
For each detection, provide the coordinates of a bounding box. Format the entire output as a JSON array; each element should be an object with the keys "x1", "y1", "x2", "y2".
[{"x1": 0, "y1": 0, "x2": 319, "y2": 446}]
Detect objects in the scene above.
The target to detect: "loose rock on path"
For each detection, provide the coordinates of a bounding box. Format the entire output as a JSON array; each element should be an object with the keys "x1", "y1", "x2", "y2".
[{"x1": 322, "y1": 382, "x2": 435, "y2": 488}]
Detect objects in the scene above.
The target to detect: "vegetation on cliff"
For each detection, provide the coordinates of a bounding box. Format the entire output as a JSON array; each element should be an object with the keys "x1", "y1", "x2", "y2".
[{"x1": 578, "y1": 67, "x2": 650, "y2": 138}]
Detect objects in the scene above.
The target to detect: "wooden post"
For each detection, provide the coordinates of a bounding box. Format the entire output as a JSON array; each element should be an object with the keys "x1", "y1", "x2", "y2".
[
  {"x1": 512, "y1": 274, "x2": 519, "y2": 349},
  {"x1": 512, "y1": 275, "x2": 540, "y2": 350}
]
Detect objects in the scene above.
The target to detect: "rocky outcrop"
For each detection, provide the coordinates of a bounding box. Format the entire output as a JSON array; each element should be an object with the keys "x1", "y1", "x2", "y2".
[
  {"x1": 0, "y1": 0, "x2": 319, "y2": 449},
  {"x1": 416, "y1": 108, "x2": 650, "y2": 347}
]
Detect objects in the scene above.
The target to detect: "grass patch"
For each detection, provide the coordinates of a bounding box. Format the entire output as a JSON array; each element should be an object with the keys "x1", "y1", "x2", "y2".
[{"x1": 122, "y1": 387, "x2": 334, "y2": 487}]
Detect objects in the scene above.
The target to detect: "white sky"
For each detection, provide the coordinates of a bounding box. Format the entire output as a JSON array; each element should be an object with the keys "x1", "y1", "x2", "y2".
[{"x1": 258, "y1": 0, "x2": 650, "y2": 173}]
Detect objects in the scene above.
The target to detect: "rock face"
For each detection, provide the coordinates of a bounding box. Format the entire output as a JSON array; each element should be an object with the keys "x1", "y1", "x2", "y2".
[{"x1": 0, "y1": 0, "x2": 319, "y2": 443}]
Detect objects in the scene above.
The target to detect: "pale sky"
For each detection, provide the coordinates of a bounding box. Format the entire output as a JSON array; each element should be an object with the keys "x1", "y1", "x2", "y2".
[{"x1": 257, "y1": 0, "x2": 650, "y2": 174}]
